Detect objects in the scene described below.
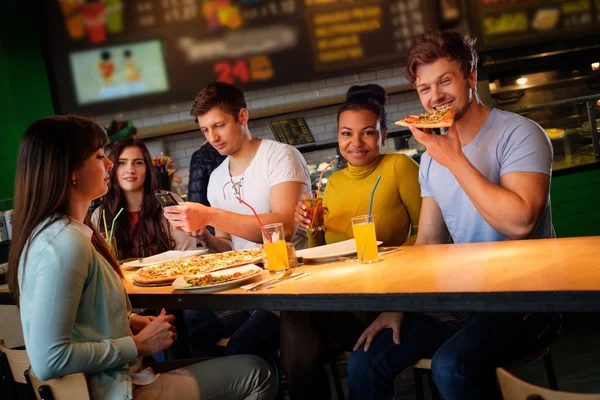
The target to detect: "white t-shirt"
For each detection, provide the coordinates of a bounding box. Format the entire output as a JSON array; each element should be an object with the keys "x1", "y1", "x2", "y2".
[{"x1": 207, "y1": 139, "x2": 311, "y2": 250}]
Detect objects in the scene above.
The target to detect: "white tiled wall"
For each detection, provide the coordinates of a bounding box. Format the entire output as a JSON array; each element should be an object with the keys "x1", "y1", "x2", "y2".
[{"x1": 95, "y1": 66, "x2": 425, "y2": 193}]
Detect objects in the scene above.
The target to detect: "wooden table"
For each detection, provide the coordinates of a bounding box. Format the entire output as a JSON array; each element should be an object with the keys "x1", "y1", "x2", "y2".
[
  {"x1": 2, "y1": 237, "x2": 599, "y2": 311},
  {"x1": 119, "y1": 237, "x2": 600, "y2": 312}
]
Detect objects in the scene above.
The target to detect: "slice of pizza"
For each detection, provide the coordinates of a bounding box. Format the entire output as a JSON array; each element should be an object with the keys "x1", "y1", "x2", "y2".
[{"x1": 395, "y1": 106, "x2": 455, "y2": 129}]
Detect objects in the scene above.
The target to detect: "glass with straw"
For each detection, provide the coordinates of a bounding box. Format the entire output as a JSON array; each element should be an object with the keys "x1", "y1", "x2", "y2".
[
  {"x1": 304, "y1": 158, "x2": 336, "y2": 248},
  {"x1": 352, "y1": 175, "x2": 381, "y2": 264},
  {"x1": 301, "y1": 190, "x2": 325, "y2": 248},
  {"x1": 102, "y1": 208, "x2": 123, "y2": 260},
  {"x1": 236, "y1": 197, "x2": 289, "y2": 274},
  {"x1": 262, "y1": 223, "x2": 289, "y2": 274}
]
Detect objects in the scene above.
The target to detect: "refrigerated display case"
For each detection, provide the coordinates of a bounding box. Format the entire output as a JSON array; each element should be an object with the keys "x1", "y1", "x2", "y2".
[{"x1": 506, "y1": 94, "x2": 600, "y2": 172}]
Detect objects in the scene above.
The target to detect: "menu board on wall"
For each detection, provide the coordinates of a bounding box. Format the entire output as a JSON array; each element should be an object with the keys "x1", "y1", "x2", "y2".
[
  {"x1": 41, "y1": 0, "x2": 438, "y2": 116},
  {"x1": 269, "y1": 118, "x2": 315, "y2": 145},
  {"x1": 469, "y1": 0, "x2": 600, "y2": 50}
]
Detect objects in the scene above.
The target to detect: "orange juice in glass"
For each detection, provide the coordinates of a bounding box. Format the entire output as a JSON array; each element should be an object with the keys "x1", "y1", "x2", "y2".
[
  {"x1": 351, "y1": 215, "x2": 379, "y2": 263},
  {"x1": 262, "y1": 223, "x2": 289, "y2": 274}
]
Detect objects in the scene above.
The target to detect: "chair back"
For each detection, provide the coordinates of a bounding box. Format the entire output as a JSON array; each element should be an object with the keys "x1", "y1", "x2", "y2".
[
  {"x1": 0, "y1": 338, "x2": 30, "y2": 384},
  {"x1": 497, "y1": 368, "x2": 600, "y2": 400},
  {"x1": 26, "y1": 367, "x2": 90, "y2": 400}
]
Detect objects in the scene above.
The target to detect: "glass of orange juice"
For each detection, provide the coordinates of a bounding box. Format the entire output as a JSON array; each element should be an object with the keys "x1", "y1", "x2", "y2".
[
  {"x1": 351, "y1": 215, "x2": 379, "y2": 263},
  {"x1": 262, "y1": 223, "x2": 290, "y2": 274}
]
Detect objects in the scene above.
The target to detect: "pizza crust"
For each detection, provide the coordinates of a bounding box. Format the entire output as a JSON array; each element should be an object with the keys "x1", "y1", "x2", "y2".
[{"x1": 395, "y1": 120, "x2": 454, "y2": 128}]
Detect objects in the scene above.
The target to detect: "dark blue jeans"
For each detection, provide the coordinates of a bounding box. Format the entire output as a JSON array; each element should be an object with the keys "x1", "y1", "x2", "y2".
[
  {"x1": 183, "y1": 309, "x2": 250, "y2": 357},
  {"x1": 348, "y1": 312, "x2": 562, "y2": 400}
]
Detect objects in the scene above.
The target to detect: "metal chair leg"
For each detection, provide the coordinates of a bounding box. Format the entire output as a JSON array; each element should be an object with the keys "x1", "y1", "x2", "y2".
[
  {"x1": 413, "y1": 368, "x2": 425, "y2": 400},
  {"x1": 426, "y1": 370, "x2": 440, "y2": 400},
  {"x1": 330, "y1": 360, "x2": 345, "y2": 400},
  {"x1": 543, "y1": 351, "x2": 559, "y2": 390}
]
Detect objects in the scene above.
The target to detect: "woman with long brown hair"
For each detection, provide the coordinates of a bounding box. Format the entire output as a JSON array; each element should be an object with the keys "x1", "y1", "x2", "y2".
[
  {"x1": 7, "y1": 115, "x2": 275, "y2": 399},
  {"x1": 94, "y1": 137, "x2": 251, "y2": 358},
  {"x1": 92, "y1": 137, "x2": 194, "y2": 259}
]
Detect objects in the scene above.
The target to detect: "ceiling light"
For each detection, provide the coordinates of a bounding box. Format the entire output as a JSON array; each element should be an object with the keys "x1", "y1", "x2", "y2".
[
  {"x1": 592, "y1": 62, "x2": 600, "y2": 71},
  {"x1": 516, "y1": 77, "x2": 528, "y2": 85}
]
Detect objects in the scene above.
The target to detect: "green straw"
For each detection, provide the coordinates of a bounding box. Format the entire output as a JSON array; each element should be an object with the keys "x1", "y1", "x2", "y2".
[
  {"x1": 102, "y1": 209, "x2": 109, "y2": 239},
  {"x1": 108, "y1": 207, "x2": 124, "y2": 244},
  {"x1": 368, "y1": 175, "x2": 382, "y2": 218}
]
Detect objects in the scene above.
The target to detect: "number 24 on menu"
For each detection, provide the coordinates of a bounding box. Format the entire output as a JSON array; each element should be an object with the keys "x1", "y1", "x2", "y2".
[{"x1": 213, "y1": 55, "x2": 275, "y2": 85}]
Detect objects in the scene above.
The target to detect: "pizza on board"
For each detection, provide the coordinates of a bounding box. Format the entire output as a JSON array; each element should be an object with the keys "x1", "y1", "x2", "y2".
[
  {"x1": 132, "y1": 248, "x2": 262, "y2": 285},
  {"x1": 395, "y1": 106, "x2": 455, "y2": 129}
]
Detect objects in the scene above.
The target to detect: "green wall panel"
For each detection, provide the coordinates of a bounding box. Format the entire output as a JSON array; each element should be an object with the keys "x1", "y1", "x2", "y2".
[
  {"x1": 551, "y1": 168, "x2": 600, "y2": 238},
  {"x1": 0, "y1": 2, "x2": 54, "y2": 210}
]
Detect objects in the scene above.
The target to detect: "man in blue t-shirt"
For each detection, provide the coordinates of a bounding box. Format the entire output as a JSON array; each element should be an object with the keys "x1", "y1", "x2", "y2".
[{"x1": 348, "y1": 30, "x2": 562, "y2": 400}]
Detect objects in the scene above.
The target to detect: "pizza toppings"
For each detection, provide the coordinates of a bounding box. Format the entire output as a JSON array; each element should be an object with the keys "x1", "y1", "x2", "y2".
[
  {"x1": 185, "y1": 270, "x2": 254, "y2": 287},
  {"x1": 395, "y1": 105, "x2": 455, "y2": 128}
]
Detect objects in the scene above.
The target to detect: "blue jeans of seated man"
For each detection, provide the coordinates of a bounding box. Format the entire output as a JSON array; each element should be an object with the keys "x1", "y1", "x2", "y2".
[
  {"x1": 183, "y1": 309, "x2": 251, "y2": 357},
  {"x1": 348, "y1": 312, "x2": 562, "y2": 400}
]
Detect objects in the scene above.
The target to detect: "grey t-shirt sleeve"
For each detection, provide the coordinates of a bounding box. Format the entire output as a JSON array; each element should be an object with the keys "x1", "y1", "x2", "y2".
[
  {"x1": 499, "y1": 118, "x2": 553, "y2": 176},
  {"x1": 418, "y1": 152, "x2": 433, "y2": 197}
]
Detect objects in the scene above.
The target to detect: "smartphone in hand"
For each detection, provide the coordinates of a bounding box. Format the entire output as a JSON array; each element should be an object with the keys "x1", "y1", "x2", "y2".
[{"x1": 154, "y1": 192, "x2": 179, "y2": 208}]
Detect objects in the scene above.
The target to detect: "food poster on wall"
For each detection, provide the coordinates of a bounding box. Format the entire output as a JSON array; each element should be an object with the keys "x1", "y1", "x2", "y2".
[{"x1": 69, "y1": 40, "x2": 168, "y2": 104}]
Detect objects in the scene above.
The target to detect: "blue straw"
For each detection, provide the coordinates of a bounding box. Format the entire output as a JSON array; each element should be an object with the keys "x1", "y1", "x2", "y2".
[{"x1": 368, "y1": 175, "x2": 382, "y2": 217}]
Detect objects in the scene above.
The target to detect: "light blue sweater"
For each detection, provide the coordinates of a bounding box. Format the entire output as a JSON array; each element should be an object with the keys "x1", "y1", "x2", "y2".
[{"x1": 18, "y1": 217, "x2": 138, "y2": 399}]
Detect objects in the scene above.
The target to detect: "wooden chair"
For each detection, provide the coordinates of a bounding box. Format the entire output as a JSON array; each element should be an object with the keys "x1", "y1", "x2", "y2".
[
  {"x1": 497, "y1": 367, "x2": 600, "y2": 400},
  {"x1": 0, "y1": 339, "x2": 90, "y2": 400},
  {"x1": 412, "y1": 347, "x2": 558, "y2": 400},
  {"x1": 0, "y1": 339, "x2": 33, "y2": 399},
  {"x1": 26, "y1": 367, "x2": 90, "y2": 400}
]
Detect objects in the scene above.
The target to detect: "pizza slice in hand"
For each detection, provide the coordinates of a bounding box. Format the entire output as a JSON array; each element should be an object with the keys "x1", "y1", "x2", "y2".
[{"x1": 395, "y1": 106, "x2": 455, "y2": 129}]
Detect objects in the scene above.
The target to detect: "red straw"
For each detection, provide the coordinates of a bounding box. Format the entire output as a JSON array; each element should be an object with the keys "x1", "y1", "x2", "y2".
[{"x1": 236, "y1": 196, "x2": 273, "y2": 243}]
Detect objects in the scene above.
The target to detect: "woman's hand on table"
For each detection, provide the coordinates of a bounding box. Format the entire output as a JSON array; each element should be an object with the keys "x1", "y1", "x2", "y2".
[
  {"x1": 133, "y1": 309, "x2": 178, "y2": 356},
  {"x1": 353, "y1": 312, "x2": 404, "y2": 352}
]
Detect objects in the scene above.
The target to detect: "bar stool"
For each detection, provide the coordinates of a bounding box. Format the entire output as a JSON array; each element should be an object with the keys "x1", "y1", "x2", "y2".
[{"x1": 412, "y1": 347, "x2": 558, "y2": 400}]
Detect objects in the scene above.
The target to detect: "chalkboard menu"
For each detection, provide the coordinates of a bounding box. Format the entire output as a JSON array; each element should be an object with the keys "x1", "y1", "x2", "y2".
[
  {"x1": 41, "y1": 0, "x2": 438, "y2": 116},
  {"x1": 269, "y1": 118, "x2": 315, "y2": 145},
  {"x1": 469, "y1": 0, "x2": 600, "y2": 50}
]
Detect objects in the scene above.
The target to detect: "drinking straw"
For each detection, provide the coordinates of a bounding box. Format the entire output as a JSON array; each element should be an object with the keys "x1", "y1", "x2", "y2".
[
  {"x1": 316, "y1": 158, "x2": 338, "y2": 199},
  {"x1": 236, "y1": 196, "x2": 272, "y2": 243},
  {"x1": 368, "y1": 175, "x2": 382, "y2": 217},
  {"x1": 108, "y1": 207, "x2": 124, "y2": 244},
  {"x1": 102, "y1": 209, "x2": 109, "y2": 239}
]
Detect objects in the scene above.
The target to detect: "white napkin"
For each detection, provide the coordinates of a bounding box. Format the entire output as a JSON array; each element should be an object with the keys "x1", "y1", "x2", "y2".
[{"x1": 131, "y1": 368, "x2": 160, "y2": 386}]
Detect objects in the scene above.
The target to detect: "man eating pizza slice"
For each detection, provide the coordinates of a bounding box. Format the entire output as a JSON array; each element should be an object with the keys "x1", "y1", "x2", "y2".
[{"x1": 348, "y1": 30, "x2": 561, "y2": 400}]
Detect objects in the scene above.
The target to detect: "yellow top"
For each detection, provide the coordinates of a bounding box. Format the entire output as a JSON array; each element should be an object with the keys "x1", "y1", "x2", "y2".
[{"x1": 323, "y1": 154, "x2": 421, "y2": 246}]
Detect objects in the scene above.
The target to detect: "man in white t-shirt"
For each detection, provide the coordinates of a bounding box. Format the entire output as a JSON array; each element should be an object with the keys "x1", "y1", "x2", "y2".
[{"x1": 164, "y1": 82, "x2": 311, "y2": 251}]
